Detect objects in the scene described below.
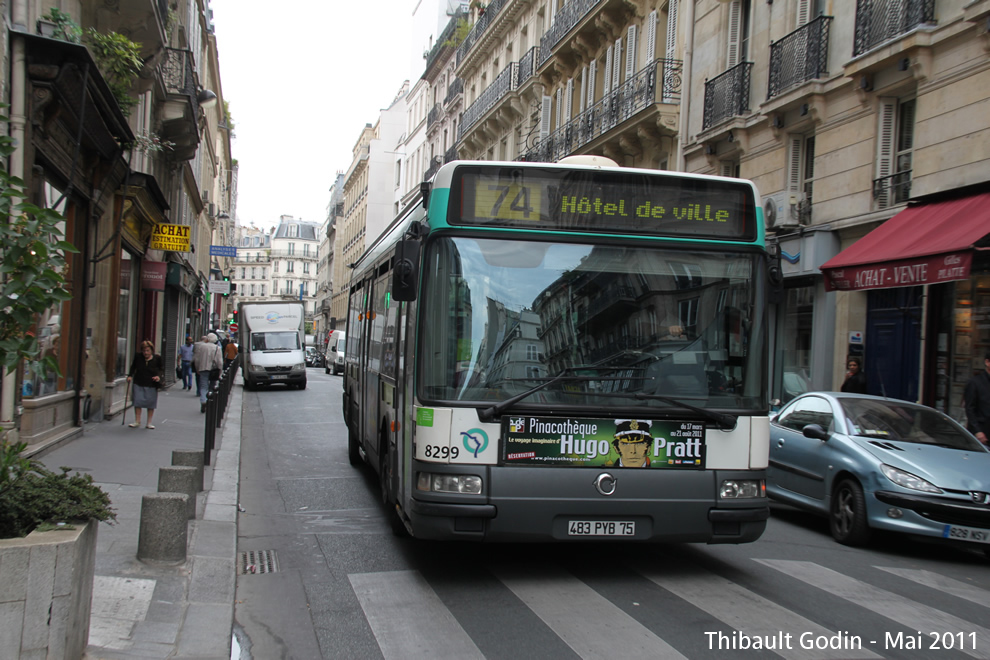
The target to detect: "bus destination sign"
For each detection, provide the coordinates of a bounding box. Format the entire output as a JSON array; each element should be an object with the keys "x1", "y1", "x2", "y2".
[
  {"x1": 504, "y1": 416, "x2": 705, "y2": 469},
  {"x1": 453, "y1": 165, "x2": 755, "y2": 241}
]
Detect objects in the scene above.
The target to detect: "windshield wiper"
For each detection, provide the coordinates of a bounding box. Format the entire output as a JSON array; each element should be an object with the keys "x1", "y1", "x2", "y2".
[
  {"x1": 477, "y1": 368, "x2": 621, "y2": 422},
  {"x1": 629, "y1": 392, "x2": 737, "y2": 431}
]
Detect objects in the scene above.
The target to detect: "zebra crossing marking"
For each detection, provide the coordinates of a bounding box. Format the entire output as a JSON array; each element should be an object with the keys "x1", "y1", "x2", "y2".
[
  {"x1": 491, "y1": 563, "x2": 689, "y2": 659},
  {"x1": 756, "y1": 559, "x2": 990, "y2": 659},
  {"x1": 639, "y1": 566, "x2": 880, "y2": 659},
  {"x1": 349, "y1": 570, "x2": 485, "y2": 660},
  {"x1": 875, "y1": 566, "x2": 990, "y2": 609}
]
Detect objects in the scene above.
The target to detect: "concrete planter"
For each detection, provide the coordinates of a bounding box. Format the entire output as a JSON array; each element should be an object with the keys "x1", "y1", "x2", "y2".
[{"x1": 0, "y1": 520, "x2": 98, "y2": 659}]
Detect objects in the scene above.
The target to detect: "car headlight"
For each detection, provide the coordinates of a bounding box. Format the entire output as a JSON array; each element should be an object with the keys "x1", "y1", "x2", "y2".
[
  {"x1": 292, "y1": 362, "x2": 306, "y2": 371},
  {"x1": 880, "y1": 464, "x2": 942, "y2": 493}
]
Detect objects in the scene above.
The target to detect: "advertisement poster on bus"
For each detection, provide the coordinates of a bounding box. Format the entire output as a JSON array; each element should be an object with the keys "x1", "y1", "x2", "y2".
[{"x1": 504, "y1": 417, "x2": 705, "y2": 469}]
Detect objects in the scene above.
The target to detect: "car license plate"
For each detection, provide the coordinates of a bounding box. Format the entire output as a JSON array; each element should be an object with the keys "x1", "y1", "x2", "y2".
[
  {"x1": 271, "y1": 374, "x2": 288, "y2": 380},
  {"x1": 568, "y1": 521, "x2": 635, "y2": 536},
  {"x1": 942, "y1": 524, "x2": 990, "y2": 544}
]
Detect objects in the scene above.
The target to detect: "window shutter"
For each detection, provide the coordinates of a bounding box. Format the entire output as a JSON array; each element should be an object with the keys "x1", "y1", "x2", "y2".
[
  {"x1": 540, "y1": 95, "x2": 552, "y2": 140},
  {"x1": 555, "y1": 88, "x2": 563, "y2": 130},
  {"x1": 660, "y1": 6, "x2": 671, "y2": 62},
  {"x1": 613, "y1": 37, "x2": 623, "y2": 88},
  {"x1": 587, "y1": 60, "x2": 597, "y2": 106},
  {"x1": 726, "y1": 0, "x2": 742, "y2": 68},
  {"x1": 580, "y1": 66, "x2": 588, "y2": 112},
  {"x1": 604, "y1": 47, "x2": 613, "y2": 95},
  {"x1": 796, "y1": 0, "x2": 812, "y2": 26},
  {"x1": 875, "y1": 98, "x2": 896, "y2": 207},
  {"x1": 564, "y1": 78, "x2": 574, "y2": 122},
  {"x1": 625, "y1": 25, "x2": 637, "y2": 78},
  {"x1": 787, "y1": 135, "x2": 804, "y2": 200}
]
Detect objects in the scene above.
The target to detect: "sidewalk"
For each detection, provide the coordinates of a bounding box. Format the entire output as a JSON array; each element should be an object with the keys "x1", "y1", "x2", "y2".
[{"x1": 33, "y1": 375, "x2": 243, "y2": 660}]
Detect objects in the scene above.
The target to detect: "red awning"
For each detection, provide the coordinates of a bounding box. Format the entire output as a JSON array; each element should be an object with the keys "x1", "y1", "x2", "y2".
[{"x1": 821, "y1": 192, "x2": 990, "y2": 292}]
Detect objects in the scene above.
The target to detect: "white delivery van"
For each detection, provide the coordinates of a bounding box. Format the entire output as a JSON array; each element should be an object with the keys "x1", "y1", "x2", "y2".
[{"x1": 239, "y1": 302, "x2": 307, "y2": 390}]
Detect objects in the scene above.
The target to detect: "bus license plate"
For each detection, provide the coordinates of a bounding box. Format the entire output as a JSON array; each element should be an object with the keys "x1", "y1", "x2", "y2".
[
  {"x1": 568, "y1": 521, "x2": 635, "y2": 536},
  {"x1": 943, "y1": 524, "x2": 990, "y2": 544}
]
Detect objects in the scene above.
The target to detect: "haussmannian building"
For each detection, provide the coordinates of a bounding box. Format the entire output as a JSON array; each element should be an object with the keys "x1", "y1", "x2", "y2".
[{"x1": 436, "y1": 0, "x2": 990, "y2": 422}]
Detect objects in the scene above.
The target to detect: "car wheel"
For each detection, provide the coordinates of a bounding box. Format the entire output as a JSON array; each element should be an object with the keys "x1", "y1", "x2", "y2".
[
  {"x1": 299, "y1": 380, "x2": 307, "y2": 390},
  {"x1": 830, "y1": 479, "x2": 872, "y2": 546}
]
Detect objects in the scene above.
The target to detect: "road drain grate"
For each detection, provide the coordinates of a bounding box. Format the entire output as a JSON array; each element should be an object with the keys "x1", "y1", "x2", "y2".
[{"x1": 238, "y1": 550, "x2": 279, "y2": 575}]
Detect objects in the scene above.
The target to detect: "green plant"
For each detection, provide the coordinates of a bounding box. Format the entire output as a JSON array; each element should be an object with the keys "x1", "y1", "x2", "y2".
[
  {"x1": 42, "y1": 8, "x2": 82, "y2": 43},
  {"x1": 132, "y1": 131, "x2": 176, "y2": 154},
  {"x1": 443, "y1": 18, "x2": 471, "y2": 48},
  {"x1": 0, "y1": 111, "x2": 78, "y2": 381},
  {"x1": 84, "y1": 28, "x2": 143, "y2": 116},
  {"x1": 0, "y1": 440, "x2": 116, "y2": 538}
]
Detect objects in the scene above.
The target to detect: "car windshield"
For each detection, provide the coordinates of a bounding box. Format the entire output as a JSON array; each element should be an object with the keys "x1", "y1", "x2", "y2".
[
  {"x1": 840, "y1": 398, "x2": 986, "y2": 450},
  {"x1": 251, "y1": 331, "x2": 299, "y2": 351},
  {"x1": 418, "y1": 236, "x2": 766, "y2": 411}
]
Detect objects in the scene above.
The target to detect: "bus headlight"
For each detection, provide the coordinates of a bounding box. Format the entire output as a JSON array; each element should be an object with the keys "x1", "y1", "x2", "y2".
[
  {"x1": 416, "y1": 472, "x2": 482, "y2": 494},
  {"x1": 719, "y1": 479, "x2": 765, "y2": 499}
]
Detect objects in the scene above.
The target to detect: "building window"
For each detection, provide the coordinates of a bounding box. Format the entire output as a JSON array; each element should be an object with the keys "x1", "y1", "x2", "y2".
[
  {"x1": 874, "y1": 97, "x2": 915, "y2": 208},
  {"x1": 787, "y1": 134, "x2": 815, "y2": 224},
  {"x1": 287, "y1": 280, "x2": 294, "y2": 296},
  {"x1": 250, "y1": 267, "x2": 256, "y2": 279},
  {"x1": 303, "y1": 262, "x2": 310, "y2": 274},
  {"x1": 289, "y1": 224, "x2": 298, "y2": 237},
  {"x1": 288, "y1": 243, "x2": 295, "y2": 255},
  {"x1": 304, "y1": 244, "x2": 310, "y2": 257},
  {"x1": 273, "y1": 260, "x2": 279, "y2": 273},
  {"x1": 250, "y1": 284, "x2": 256, "y2": 297},
  {"x1": 727, "y1": 0, "x2": 753, "y2": 67},
  {"x1": 240, "y1": 267, "x2": 245, "y2": 279},
  {"x1": 261, "y1": 284, "x2": 266, "y2": 297},
  {"x1": 287, "y1": 261, "x2": 294, "y2": 273}
]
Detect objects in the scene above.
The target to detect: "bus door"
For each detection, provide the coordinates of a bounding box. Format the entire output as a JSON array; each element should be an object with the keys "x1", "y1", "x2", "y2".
[{"x1": 361, "y1": 263, "x2": 391, "y2": 467}]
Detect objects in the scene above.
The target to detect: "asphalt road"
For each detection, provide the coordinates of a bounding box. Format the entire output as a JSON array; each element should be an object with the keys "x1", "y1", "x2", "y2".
[{"x1": 233, "y1": 368, "x2": 990, "y2": 660}]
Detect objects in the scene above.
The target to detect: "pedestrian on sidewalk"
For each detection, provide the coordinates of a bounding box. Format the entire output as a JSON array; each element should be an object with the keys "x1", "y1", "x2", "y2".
[
  {"x1": 194, "y1": 333, "x2": 223, "y2": 413},
  {"x1": 127, "y1": 340, "x2": 163, "y2": 429},
  {"x1": 178, "y1": 335, "x2": 195, "y2": 390},
  {"x1": 964, "y1": 351, "x2": 990, "y2": 446},
  {"x1": 224, "y1": 338, "x2": 238, "y2": 370}
]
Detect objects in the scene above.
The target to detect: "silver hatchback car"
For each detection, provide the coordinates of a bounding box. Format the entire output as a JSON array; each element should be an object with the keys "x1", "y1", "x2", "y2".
[{"x1": 768, "y1": 392, "x2": 990, "y2": 553}]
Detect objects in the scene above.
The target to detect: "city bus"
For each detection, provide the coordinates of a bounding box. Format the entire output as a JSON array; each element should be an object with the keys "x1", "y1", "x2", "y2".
[{"x1": 343, "y1": 157, "x2": 775, "y2": 542}]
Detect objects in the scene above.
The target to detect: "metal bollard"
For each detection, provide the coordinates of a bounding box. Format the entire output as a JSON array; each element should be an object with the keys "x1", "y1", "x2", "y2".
[{"x1": 203, "y1": 388, "x2": 217, "y2": 465}]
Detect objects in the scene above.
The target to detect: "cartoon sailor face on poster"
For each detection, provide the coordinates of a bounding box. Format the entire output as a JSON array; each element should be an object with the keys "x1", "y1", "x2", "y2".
[{"x1": 609, "y1": 419, "x2": 653, "y2": 467}]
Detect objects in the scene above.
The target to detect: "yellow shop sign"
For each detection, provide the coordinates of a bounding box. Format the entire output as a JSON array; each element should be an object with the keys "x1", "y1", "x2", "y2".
[{"x1": 149, "y1": 223, "x2": 191, "y2": 252}]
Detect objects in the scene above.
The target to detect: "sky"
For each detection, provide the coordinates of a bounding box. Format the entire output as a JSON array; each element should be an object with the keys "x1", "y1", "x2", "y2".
[{"x1": 208, "y1": 1, "x2": 419, "y2": 232}]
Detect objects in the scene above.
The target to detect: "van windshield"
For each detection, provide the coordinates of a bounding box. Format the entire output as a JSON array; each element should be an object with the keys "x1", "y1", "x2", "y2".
[{"x1": 251, "y1": 331, "x2": 300, "y2": 351}]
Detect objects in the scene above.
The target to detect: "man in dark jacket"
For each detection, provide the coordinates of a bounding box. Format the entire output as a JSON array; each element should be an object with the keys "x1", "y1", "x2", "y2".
[{"x1": 963, "y1": 351, "x2": 990, "y2": 446}]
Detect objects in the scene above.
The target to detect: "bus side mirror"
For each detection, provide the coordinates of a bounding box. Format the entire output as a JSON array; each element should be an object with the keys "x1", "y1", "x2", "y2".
[
  {"x1": 766, "y1": 245, "x2": 784, "y2": 304},
  {"x1": 392, "y1": 239, "x2": 421, "y2": 302}
]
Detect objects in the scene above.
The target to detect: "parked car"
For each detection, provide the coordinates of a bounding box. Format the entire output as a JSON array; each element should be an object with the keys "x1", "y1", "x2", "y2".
[
  {"x1": 305, "y1": 346, "x2": 323, "y2": 368},
  {"x1": 326, "y1": 332, "x2": 345, "y2": 375},
  {"x1": 767, "y1": 392, "x2": 990, "y2": 554}
]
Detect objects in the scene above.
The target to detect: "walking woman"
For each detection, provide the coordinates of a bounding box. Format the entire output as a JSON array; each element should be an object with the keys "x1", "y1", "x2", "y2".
[{"x1": 127, "y1": 340, "x2": 164, "y2": 429}]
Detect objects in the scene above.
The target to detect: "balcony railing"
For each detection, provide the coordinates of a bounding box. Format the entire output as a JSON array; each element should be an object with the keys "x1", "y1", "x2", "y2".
[
  {"x1": 424, "y1": 8, "x2": 467, "y2": 74},
  {"x1": 444, "y1": 145, "x2": 458, "y2": 163},
  {"x1": 702, "y1": 62, "x2": 752, "y2": 131},
  {"x1": 517, "y1": 46, "x2": 540, "y2": 84},
  {"x1": 538, "y1": 0, "x2": 604, "y2": 68},
  {"x1": 521, "y1": 59, "x2": 682, "y2": 163},
  {"x1": 159, "y1": 48, "x2": 199, "y2": 116},
  {"x1": 234, "y1": 254, "x2": 270, "y2": 263},
  {"x1": 444, "y1": 77, "x2": 463, "y2": 106},
  {"x1": 768, "y1": 16, "x2": 832, "y2": 100},
  {"x1": 269, "y1": 249, "x2": 317, "y2": 259},
  {"x1": 458, "y1": 62, "x2": 518, "y2": 139},
  {"x1": 424, "y1": 155, "x2": 444, "y2": 182},
  {"x1": 456, "y1": 0, "x2": 508, "y2": 65},
  {"x1": 853, "y1": 0, "x2": 936, "y2": 56},
  {"x1": 428, "y1": 103, "x2": 442, "y2": 130},
  {"x1": 873, "y1": 170, "x2": 912, "y2": 208}
]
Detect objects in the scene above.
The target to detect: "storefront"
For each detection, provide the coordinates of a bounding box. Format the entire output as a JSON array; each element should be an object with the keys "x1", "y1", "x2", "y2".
[{"x1": 821, "y1": 188, "x2": 990, "y2": 423}]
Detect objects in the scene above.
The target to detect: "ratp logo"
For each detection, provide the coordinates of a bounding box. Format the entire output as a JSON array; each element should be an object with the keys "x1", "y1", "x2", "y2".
[
  {"x1": 509, "y1": 417, "x2": 526, "y2": 433},
  {"x1": 461, "y1": 428, "x2": 489, "y2": 458}
]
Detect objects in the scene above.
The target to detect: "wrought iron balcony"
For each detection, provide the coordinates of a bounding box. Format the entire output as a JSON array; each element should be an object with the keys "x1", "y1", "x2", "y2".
[
  {"x1": 444, "y1": 77, "x2": 463, "y2": 106},
  {"x1": 873, "y1": 170, "x2": 912, "y2": 208},
  {"x1": 768, "y1": 16, "x2": 832, "y2": 100},
  {"x1": 520, "y1": 59, "x2": 682, "y2": 163},
  {"x1": 157, "y1": 47, "x2": 202, "y2": 160},
  {"x1": 854, "y1": 0, "x2": 936, "y2": 56},
  {"x1": 444, "y1": 145, "x2": 459, "y2": 163},
  {"x1": 428, "y1": 103, "x2": 442, "y2": 130},
  {"x1": 517, "y1": 46, "x2": 540, "y2": 85},
  {"x1": 424, "y1": 155, "x2": 444, "y2": 182},
  {"x1": 456, "y1": 0, "x2": 508, "y2": 65},
  {"x1": 458, "y1": 62, "x2": 519, "y2": 139},
  {"x1": 538, "y1": 0, "x2": 604, "y2": 68},
  {"x1": 702, "y1": 62, "x2": 752, "y2": 132},
  {"x1": 424, "y1": 8, "x2": 467, "y2": 74}
]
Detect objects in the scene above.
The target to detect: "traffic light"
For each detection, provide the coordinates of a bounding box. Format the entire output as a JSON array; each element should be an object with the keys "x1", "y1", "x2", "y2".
[{"x1": 222, "y1": 275, "x2": 230, "y2": 297}]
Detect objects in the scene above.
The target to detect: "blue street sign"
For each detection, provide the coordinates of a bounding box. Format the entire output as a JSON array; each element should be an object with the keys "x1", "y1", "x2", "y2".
[{"x1": 210, "y1": 245, "x2": 237, "y2": 257}]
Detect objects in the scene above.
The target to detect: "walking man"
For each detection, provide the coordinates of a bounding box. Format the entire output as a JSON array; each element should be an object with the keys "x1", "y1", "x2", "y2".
[
  {"x1": 193, "y1": 333, "x2": 222, "y2": 413},
  {"x1": 964, "y1": 351, "x2": 990, "y2": 446},
  {"x1": 178, "y1": 336, "x2": 195, "y2": 390}
]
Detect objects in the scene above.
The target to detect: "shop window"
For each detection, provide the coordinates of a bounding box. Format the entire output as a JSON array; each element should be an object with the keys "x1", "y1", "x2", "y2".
[
  {"x1": 116, "y1": 250, "x2": 139, "y2": 378},
  {"x1": 774, "y1": 284, "x2": 814, "y2": 404}
]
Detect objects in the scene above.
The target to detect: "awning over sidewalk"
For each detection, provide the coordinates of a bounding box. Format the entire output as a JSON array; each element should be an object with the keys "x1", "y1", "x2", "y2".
[{"x1": 821, "y1": 192, "x2": 990, "y2": 291}]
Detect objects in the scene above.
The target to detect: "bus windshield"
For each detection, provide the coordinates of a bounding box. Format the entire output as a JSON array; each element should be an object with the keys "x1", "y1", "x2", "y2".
[{"x1": 418, "y1": 236, "x2": 765, "y2": 411}]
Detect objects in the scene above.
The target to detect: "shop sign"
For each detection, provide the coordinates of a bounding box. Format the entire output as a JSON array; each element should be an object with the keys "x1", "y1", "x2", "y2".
[
  {"x1": 149, "y1": 223, "x2": 191, "y2": 252},
  {"x1": 824, "y1": 252, "x2": 972, "y2": 292},
  {"x1": 141, "y1": 261, "x2": 167, "y2": 291},
  {"x1": 503, "y1": 417, "x2": 705, "y2": 469}
]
